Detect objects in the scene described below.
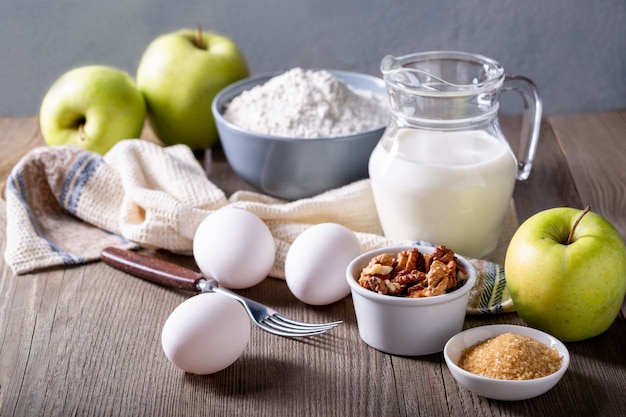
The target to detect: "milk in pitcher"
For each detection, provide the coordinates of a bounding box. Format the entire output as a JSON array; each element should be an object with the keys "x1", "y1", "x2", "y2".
[{"x1": 369, "y1": 129, "x2": 517, "y2": 258}]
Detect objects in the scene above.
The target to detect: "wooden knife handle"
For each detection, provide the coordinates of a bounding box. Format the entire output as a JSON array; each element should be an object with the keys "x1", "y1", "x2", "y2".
[{"x1": 100, "y1": 247, "x2": 202, "y2": 292}]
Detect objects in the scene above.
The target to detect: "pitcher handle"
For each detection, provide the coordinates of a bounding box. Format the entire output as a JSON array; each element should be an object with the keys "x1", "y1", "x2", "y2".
[{"x1": 502, "y1": 75, "x2": 542, "y2": 181}]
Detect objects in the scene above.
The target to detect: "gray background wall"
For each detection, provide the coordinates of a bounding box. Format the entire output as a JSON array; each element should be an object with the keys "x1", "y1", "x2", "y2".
[{"x1": 1, "y1": 0, "x2": 624, "y2": 117}]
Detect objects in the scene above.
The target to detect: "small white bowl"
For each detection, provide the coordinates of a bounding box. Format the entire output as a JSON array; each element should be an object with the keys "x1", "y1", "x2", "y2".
[
  {"x1": 346, "y1": 245, "x2": 476, "y2": 356},
  {"x1": 443, "y1": 324, "x2": 570, "y2": 401}
]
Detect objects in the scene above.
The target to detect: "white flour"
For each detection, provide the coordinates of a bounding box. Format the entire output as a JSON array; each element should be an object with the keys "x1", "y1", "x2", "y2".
[{"x1": 223, "y1": 68, "x2": 389, "y2": 138}]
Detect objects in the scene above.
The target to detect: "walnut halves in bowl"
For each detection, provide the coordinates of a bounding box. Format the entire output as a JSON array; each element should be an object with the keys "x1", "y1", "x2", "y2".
[{"x1": 358, "y1": 245, "x2": 468, "y2": 298}]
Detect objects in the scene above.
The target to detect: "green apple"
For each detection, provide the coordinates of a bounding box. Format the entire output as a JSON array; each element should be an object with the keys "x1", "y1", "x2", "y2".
[
  {"x1": 505, "y1": 206, "x2": 626, "y2": 342},
  {"x1": 136, "y1": 28, "x2": 249, "y2": 150},
  {"x1": 39, "y1": 65, "x2": 146, "y2": 155}
]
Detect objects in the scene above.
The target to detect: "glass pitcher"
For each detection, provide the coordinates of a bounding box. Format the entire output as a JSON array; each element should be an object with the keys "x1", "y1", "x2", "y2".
[{"x1": 369, "y1": 51, "x2": 541, "y2": 259}]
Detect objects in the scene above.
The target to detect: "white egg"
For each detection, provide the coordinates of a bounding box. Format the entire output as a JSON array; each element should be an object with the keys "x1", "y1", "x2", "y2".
[
  {"x1": 193, "y1": 208, "x2": 275, "y2": 289},
  {"x1": 285, "y1": 223, "x2": 362, "y2": 306},
  {"x1": 161, "y1": 292, "x2": 250, "y2": 375}
]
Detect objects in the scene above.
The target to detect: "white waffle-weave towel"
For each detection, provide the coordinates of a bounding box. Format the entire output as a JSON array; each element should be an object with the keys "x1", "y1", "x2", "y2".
[{"x1": 3, "y1": 139, "x2": 515, "y2": 314}]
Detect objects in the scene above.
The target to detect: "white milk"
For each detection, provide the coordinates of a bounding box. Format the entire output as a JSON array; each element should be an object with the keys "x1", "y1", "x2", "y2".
[{"x1": 369, "y1": 129, "x2": 517, "y2": 258}]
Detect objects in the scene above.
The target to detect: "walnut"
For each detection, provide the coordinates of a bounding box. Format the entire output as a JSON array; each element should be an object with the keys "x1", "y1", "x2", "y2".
[
  {"x1": 358, "y1": 275, "x2": 385, "y2": 293},
  {"x1": 362, "y1": 263, "x2": 394, "y2": 276},
  {"x1": 392, "y1": 269, "x2": 427, "y2": 286},
  {"x1": 384, "y1": 280, "x2": 405, "y2": 296},
  {"x1": 431, "y1": 245, "x2": 456, "y2": 264},
  {"x1": 357, "y1": 275, "x2": 405, "y2": 295},
  {"x1": 361, "y1": 253, "x2": 395, "y2": 277},
  {"x1": 395, "y1": 248, "x2": 425, "y2": 273},
  {"x1": 424, "y1": 260, "x2": 452, "y2": 296},
  {"x1": 406, "y1": 283, "x2": 428, "y2": 298},
  {"x1": 446, "y1": 260, "x2": 458, "y2": 289}
]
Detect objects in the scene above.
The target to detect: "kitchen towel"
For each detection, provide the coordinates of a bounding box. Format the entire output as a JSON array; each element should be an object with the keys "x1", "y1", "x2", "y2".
[{"x1": 4, "y1": 139, "x2": 514, "y2": 314}]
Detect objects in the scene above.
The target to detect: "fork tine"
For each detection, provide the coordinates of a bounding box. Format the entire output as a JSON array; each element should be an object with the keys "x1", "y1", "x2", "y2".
[
  {"x1": 271, "y1": 313, "x2": 342, "y2": 330},
  {"x1": 259, "y1": 317, "x2": 330, "y2": 336},
  {"x1": 264, "y1": 315, "x2": 337, "y2": 333},
  {"x1": 253, "y1": 320, "x2": 319, "y2": 337}
]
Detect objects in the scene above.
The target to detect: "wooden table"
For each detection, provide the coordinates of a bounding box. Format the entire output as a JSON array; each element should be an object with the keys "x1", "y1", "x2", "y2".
[{"x1": 1, "y1": 113, "x2": 625, "y2": 416}]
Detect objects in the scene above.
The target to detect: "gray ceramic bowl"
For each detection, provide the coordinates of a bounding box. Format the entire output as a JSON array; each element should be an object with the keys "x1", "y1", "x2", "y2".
[{"x1": 211, "y1": 70, "x2": 388, "y2": 200}]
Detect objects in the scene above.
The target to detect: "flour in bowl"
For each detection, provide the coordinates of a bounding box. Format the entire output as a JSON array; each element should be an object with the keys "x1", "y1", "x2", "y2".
[{"x1": 223, "y1": 68, "x2": 389, "y2": 138}]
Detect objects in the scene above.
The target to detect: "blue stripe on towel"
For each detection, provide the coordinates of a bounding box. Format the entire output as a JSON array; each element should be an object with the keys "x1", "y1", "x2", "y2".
[
  {"x1": 7, "y1": 162, "x2": 85, "y2": 265},
  {"x1": 491, "y1": 264, "x2": 506, "y2": 313},
  {"x1": 59, "y1": 153, "x2": 103, "y2": 215},
  {"x1": 476, "y1": 262, "x2": 506, "y2": 314},
  {"x1": 478, "y1": 262, "x2": 496, "y2": 313}
]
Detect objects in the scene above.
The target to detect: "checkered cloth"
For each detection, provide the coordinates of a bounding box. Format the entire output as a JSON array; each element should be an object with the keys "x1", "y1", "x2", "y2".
[{"x1": 3, "y1": 139, "x2": 514, "y2": 314}]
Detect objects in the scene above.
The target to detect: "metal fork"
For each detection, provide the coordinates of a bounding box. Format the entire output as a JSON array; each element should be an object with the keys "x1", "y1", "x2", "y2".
[{"x1": 100, "y1": 247, "x2": 342, "y2": 337}]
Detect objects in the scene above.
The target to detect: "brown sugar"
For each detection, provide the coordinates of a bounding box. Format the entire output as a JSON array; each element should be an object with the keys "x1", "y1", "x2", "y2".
[{"x1": 458, "y1": 333, "x2": 562, "y2": 380}]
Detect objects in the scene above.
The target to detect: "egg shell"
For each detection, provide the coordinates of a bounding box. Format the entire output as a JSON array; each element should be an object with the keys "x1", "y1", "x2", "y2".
[
  {"x1": 285, "y1": 223, "x2": 362, "y2": 305},
  {"x1": 161, "y1": 292, "x2": 250, "y2": 375},
  {"x1": 193, "y1": 208, "x2": 275, "y2": 289}
]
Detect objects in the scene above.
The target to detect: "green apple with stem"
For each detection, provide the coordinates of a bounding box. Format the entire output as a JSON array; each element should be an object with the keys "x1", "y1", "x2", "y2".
[
  {"x1": 136, "y1": 27, "x2": 249, "y2": 150},
  {"x1": 505, "y1": 206, "x2": 626, "y2": 342},
  {"x1": 39, "y1": 65, "x2": 146, "y2": 155}
]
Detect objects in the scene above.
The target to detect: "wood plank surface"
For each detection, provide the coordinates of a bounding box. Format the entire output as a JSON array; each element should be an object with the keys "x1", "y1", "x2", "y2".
[
  {"x1": 548, "y1": 111, "x2": 626, "y2": 240},
  {"x1": 508, "y1": 119, "x2": 583, "y2": 221},
  {"x1": 1, "y1": 115, "x2": 625, "y2": 416}
]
